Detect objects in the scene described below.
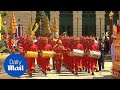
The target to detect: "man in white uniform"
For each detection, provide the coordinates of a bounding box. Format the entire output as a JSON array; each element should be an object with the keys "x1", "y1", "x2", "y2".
[{"x1": 111, "y1": 35, "x2": 116, "y2": 62}]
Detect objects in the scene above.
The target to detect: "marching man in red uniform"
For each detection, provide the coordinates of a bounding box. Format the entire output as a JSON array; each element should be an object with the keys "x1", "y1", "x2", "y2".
[
  {"x1": 74, "y1": 37, "x2": 84, "y2": 75},
  {"x1": 8, "y1": 36, "x2": 15, "y2": 54},
  {"x1": 24, "y1": 37, "x2": 38, "y2": 77},
  {"x1": 65, "y1": 37, "x2": 72, "y2": 69},
  {"x1": 38, "y1": 37, "x2": 52, "y2": 75},
  {"x1": 82, "y1": 36, "x2": 89, "y2": 72},
  {"x1": 17, "y1": 36, "x2": 25, "y2": 56},
  {"x1": 53, "y1": 39, "x2": 66, "y2": 73},
  {"x1": 92, "y1": 37, "x2": 99, "y2": 72},
  {"x1": 68, "y1": 37, "x2": 76, "y2": 73},
  {"x1": 88, "y1": 36, "x2": 99, "y2": 75}
]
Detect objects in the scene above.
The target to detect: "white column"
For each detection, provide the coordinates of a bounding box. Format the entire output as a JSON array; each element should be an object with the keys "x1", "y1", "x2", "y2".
[
  {"x1": 119, "y1": 11, "x2": 120, "y2": 19},
  {"x1": 73, "y1": 11, "x2": 82, "y2": 36},
  {"x1": 96, "y1": 11, "x2": 105, "y2": 38},
  {"x1": 78, "y1": 11, "x2": 82, "y2": 36}
]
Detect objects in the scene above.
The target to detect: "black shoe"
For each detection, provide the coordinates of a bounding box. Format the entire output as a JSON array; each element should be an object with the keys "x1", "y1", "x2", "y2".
[
  {"x1": 85, "y1": 69, "x2": 87, "y2": 72},
  {"x1": 47, "y1": 68, "x2": 51, "y2": 71},
  {"x1": 33, "y1": 70, "x2": 37, "y2": 73},
  {"x1": 99, "y1": 69, "x2": 101, "y2": 71},
  {"x1": 44, "y1": 72, "x2": 47, "y2": 75},
  {"x1": 29, "y1": 73, "x2": 32, "y2": 77},
  {"x1": 75, "y1": 72, "x2": 78, "y2": 75},
  {"x1": 96, "y1": 69, "x2": 99, "y2": 72},
  {"x1": 83, "y1": 68, "x2": 84, "y2": 70},
  {"x1": 53, "y1": 67, "x2": 55, "y2": 70},
  {"x1": 88, "y1": 71, "x2": 90, "y2": 73},
  {"x1": 56, "y1": 70, "x2": 60, "y2": 74},
  {"x1": 72, "y1": 70, "x2": 74, "y2": 74},
  {"x1": 41, "y1": 70, "x2": 47, "y2": 75},
  {"x1": 102, "y1": 67, "x2": 104, "y2": 69},
  {"x1": 92, "y1": 72, "x2": 94, "y2": 75}
]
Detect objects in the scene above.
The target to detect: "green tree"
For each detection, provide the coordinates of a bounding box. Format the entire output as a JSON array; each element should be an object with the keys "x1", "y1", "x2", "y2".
[
  {"x1": 0, "y1": 11, "x2": 8, "y2": 53},
  {"x1": 0, "y1": 11, "x2": 7, "y2": 34},
  {"x1": 0, "y1": 11, "x2": 7, "y2": 17},
  {"x1": 1, "y1": 24, "x2": 6, "y2": 34},
  {"x1": 32, "y1": 11, "x2": 47, "y2": 37},
  {"x1": 32, "y1": 11, "x2": 52, "y2": 37}
]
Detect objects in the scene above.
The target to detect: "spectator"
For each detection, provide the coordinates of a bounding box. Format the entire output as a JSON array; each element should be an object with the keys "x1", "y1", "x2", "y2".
[
  {"x1": 98, "y1": 37, "x2": 105, "y2": 71},
  {"x1": 104, "y1": 36, "x2": 110, "y2": 54},
  {"x1": 94, "y1": 37, "x2": 98, "y2": 44},
  {"x1": 111, "y1": 35, "x2": 116, "y2": 62}
]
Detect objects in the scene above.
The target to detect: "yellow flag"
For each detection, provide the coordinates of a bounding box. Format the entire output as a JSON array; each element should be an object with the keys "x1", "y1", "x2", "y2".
[{"x1": 0, "y1": 13, "x2": 1, "y2": 40}]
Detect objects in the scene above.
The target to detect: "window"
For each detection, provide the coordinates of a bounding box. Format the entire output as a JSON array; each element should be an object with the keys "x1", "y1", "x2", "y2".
[
  {"x1": 59, "y1": 11, "x2": 73, "y2": 36},
  {"x1": 82, "y1": 11, "x2": 96, "y2": 36}
]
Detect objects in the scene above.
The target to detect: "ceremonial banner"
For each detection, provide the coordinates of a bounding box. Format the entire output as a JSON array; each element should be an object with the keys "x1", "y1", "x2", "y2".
[{"x1": 16, "y1": 25, "x2": 24, "y2": 37}]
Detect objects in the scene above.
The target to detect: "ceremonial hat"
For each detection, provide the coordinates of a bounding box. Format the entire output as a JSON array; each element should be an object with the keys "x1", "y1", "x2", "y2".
[
  {"x1": 83, "y1": 36, "x2": 85, "y2": 39},
  {"x1": 20, "y1": 36, "x2": 24, "y2": 40},
  {"x1": 89, "y1": 36, "x2": 93, "y2": 40},
  {"x1": 57, "y1": 39, "x2": 62, "y2": 44},
  {"x1": 80, "y1": 36, "x2": 83, "y2": 39},
  {"x1": 86, "y1": 36, "x2": 89, "y2": 40},
  {"x1": 76, "y1": 37, "x2": 80, "y2": 41},
  {"x1": 44, "y1": 37, "x2": 48, "y2": 41},
  {"x1": 27, "y1": 37, "x2": 33, "y2": 42},
  {"x1": 92, "y1": 36, "x2": 95, "y2": 40},
  {"x1": 37, "y1": 37, "x2": 40, "y2": 41},
  {"x1": 53, "y1": 38, "x2": 57, "y2": 41}
]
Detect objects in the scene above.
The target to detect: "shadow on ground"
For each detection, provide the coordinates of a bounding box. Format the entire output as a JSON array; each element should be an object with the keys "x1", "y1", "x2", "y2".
[{"x1": 93, "y1": 75, "x2": 114, "y2": 79}]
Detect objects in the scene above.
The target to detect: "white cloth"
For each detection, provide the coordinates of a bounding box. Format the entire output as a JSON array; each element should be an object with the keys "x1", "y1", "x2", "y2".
[
  {"x1": 94, "y1": 40, "x2": 98, "y2": 44},
  {"x1": 111, "y1": 42, "x2": 115, "y2": 62},
  {"x1": 33, "y1": 39, "x2": 37, "y2": 43},
  {"x1": 14, "y1": 40, "x2": 19, "y2": 48}
]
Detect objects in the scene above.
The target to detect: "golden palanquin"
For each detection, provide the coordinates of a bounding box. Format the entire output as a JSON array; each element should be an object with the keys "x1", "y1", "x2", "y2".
[
  {"x1": 114, "y1": 34, "x2": 120, "y2": 61},
  {"x1": 112, "y1": 34, "x2": 120, "y2": 79}
]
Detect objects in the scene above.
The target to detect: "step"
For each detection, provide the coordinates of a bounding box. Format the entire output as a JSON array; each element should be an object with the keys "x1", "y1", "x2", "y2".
[{"x1": 104, "y1": 55, "x2": 112, "y2": 60}]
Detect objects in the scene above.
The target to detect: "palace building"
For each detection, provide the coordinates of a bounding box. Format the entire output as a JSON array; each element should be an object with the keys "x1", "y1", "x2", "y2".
[{"x1": 6, "y1": 11, "x2": 120, "y2": 37}]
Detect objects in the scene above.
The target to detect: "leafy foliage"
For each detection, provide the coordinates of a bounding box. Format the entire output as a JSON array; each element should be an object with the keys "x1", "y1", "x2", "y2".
[
  {"x1": 0, "y1": 39, "x2": 6, "y2": 48},
  {"x1": 33, "y1": 11, "x2": 51, "y2": 37}
]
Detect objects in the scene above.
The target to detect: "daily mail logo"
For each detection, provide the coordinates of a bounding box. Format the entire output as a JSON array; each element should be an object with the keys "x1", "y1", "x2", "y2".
[{"x1": 4, "y1": 54, "x2": 27, "y2": 77}]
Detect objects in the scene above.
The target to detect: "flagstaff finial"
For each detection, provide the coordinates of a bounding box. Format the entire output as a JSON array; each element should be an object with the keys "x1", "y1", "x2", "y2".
[{"x1": 109, "y1": 11, "x2": 114, "y2": 19}]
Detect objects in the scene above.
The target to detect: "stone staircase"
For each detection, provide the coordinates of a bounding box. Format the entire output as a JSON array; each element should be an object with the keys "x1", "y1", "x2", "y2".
[{"x1": 104, "y1": 54, "x2": 112, "y2": 62}]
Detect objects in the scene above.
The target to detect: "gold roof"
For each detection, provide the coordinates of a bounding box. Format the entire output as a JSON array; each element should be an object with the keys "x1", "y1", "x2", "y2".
[
  {"x1": 44, "y1": 16, "x2": 51, "y2": 34},
  {"x1": 8, "y1": 11, "x2": 18, "y2": 34},
  {"x1": 51, "y1": 13, "x2": 58, "y2": 32},
  {"x1": 28, "y1": 19, "x2": 32, "y2": 36}
]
